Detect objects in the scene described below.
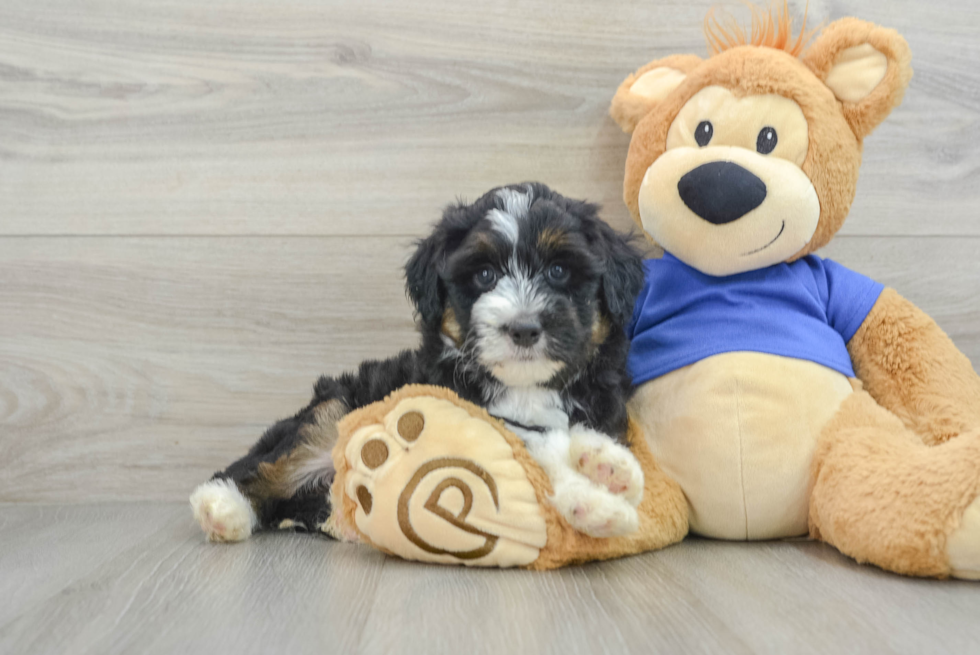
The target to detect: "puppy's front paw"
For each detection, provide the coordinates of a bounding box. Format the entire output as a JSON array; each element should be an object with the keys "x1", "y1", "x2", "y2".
[
  {"x1": 569, "y1": 428, "x2": 644, "y2": 507},
  {"x1": 551, "y1": 480, "x2": 639, "y2": 538},
  {"x1": 190, "y1": 479, "x2": 257, "y2": 543}
]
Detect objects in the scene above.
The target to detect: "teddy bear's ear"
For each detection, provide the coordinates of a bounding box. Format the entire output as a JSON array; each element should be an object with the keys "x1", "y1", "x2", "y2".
[
  {"x1": 803, "y1": 17, "x2": 912, "y2": 140},
  {"x1": 609, "y1": 54, "x2": 703, "y2": 133}
]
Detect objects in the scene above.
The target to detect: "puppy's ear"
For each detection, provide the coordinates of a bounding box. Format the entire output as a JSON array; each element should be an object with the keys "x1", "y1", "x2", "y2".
[
  {"x1": 405, "y1": 202, "x2": 480, "y2": 327},
  {"x1": 405, "y1": 229, "x2": 446, "y2": 328},
  {"x1": 609, "y1": 54, "x2": 702, "y2": 133},
  {"x1": 599, "y1": 229, "x2": 645, "y2": 329},
  {"x1": 577, "y1": 204, "x2": 645, "y2": 328}
]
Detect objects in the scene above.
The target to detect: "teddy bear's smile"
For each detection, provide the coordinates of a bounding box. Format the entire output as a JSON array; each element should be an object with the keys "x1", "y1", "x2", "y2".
[{"x1": 741, "y1": 220, "x2": 785, "y2": 256}]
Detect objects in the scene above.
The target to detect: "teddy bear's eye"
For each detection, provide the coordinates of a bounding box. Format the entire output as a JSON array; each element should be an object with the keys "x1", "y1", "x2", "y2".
[
  {"x1": 695, "y1": 121, "x2": 713, "y2": 147},
  {"x1": 757, "y1": 127, "x2": 778, "y2": 154}
]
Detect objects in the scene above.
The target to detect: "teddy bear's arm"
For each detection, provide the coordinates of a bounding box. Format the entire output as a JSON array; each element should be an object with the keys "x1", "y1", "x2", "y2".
[{"x1": 847, "y1": 288, "x2": 980, "y2": 445}]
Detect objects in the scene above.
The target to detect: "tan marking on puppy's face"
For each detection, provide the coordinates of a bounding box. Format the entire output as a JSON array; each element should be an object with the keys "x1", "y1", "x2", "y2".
[
  {"x1": 472, "y1": 231, "x2": 497, "y2": 252},
  {"x1": 591, "y1": 313, "x2": 610, "y2": 346},
  {"x1": 536, "y1": 228, "x2": 569, "y2": 250},
  {"x1": 441, "y1": 307, "x2": 463, "y2": 347},
  {"x1": 638, "y1": 86, "x2": 820, "y2": 276}
]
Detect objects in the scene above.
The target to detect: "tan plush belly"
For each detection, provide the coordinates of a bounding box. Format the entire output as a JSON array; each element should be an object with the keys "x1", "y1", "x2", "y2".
[{"x1": 628, "y1": 352, "x2": 853, "y2": 540}]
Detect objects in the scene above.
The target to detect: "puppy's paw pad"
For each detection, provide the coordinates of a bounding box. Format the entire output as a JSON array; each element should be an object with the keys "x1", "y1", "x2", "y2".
[
  {"x1": 553, "y1": 482, "x2": 639, "y2": 538},
  {"x1": 570, "y1": 441, "x2": 644, "y2": 506},
  {"x1": 190, "y1": 479, "x2": 257, "y2": 543}
]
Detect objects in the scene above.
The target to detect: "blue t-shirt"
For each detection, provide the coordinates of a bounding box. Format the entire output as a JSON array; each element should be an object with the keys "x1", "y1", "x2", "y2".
[{"x1": 627, "y1": 253, "x2": 884, "y2": 385}]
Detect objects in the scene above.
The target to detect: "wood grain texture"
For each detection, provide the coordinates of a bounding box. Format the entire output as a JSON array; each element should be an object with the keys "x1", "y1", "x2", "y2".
[
  {"x1": 2, "y1": 1, "x2": 979, "y2": 648},
  {"x1": 1, "y1": 236, "x2": 979, "y2": 503},
  {"x1": 0, "y1": 503, "x2": 388, "y2": 655},
  {"x1": 0, "y1": 236, "x2": 419, "y2": 502},
  {"x1": 1, "y1": 0, "x2": 979, "y2": 237},
  {"x1": 1, "y1": 1, "x2": 980, "y2": 503},
  {"x1": 0, "y1": 502, "x2": 190, "y2": 628},
  {"x1": 1, "y1": 503, "x2": 978, "y2": 655}
]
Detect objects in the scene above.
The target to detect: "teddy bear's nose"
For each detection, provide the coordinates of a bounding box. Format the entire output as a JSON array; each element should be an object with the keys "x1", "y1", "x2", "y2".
[{"x1": 678, "y1": 161, "x2": 767, "y2": 225}]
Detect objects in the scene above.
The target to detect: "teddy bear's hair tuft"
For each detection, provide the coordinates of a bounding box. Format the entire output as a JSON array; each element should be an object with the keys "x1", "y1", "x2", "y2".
[{"x1": 704, "y1": 1, "x2": 817, "y2": 58}]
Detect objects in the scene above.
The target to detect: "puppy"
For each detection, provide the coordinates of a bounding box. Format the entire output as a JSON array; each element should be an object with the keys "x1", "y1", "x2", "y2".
[{"x1": 190, "y1": 183, "x2": 646, "y2": 542}]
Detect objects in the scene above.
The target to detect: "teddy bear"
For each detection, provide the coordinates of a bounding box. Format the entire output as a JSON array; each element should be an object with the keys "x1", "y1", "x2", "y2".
[
  {"x1": 607, "y1": 7, "x2": 980, "y2": 579},
  {"x1": 325, "y1": 8, "x2": 980, "y2": 578}
]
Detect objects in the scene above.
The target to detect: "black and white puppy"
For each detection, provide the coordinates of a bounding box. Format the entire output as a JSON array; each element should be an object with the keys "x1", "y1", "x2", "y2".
[{"x1": 190, "y1": 182, "x2": 646, "y2": 541}]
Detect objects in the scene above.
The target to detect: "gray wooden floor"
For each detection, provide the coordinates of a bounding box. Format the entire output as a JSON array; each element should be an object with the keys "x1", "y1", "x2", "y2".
[
  {"x1": 2, "y1": 0, "x2": 980, "y2": 652},
  {"x1": 1, "y1": 503, "x2": 978, "y2": 655}
]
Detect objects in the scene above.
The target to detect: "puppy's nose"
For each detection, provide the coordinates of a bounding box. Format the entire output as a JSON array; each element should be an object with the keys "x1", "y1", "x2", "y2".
[
  {"x1": 507, "y1": 322, "x2": 542, "y2": 348},
  {"x1": 678, "y1": 161, "x2": 767, "y2": 225}
]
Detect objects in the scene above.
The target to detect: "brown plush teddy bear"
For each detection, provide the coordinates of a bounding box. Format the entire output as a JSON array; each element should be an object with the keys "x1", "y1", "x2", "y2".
[
  {"x1": 327, "y1": 7, "x2": 979, "y2": 578},
  {"x1": 608, "y1": 6, "x2": 980, "y2": 579}
]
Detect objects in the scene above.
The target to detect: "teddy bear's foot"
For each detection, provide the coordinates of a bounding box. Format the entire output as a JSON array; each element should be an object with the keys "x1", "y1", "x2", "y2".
[
  {"x1": 550, "y1": 478, "x2": 639, "y2": 538},
  {"x1": 568, "y1": 427, "x2": 644, "y2": 507},
  {"x1": 341, "y1": 395, "x2": 550, "y2": 566},
  {"x1": 189, "y1": 479, "x2": 257, "y2": 543},
  {"x1": 947, "y1": 495, "x2": 980, "y2": 580}
]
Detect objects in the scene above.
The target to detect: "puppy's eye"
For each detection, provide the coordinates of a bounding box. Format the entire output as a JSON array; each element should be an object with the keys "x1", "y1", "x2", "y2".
[
  {"x1": 757, "y1": 127, "x2": 778, "y2": 154},
  {"x1": 546, "y1": 263, "x2": 570, "y2": 284},
  {"x1": 695, "y1": 121, "x2": 713, "y2": 147},
  {"x1": 473, "y1": 266, "x2": 497, "y2": 290}
]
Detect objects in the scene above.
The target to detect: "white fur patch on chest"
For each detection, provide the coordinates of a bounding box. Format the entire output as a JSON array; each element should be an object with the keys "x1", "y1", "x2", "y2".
[{"x1": 487, "y1": 386, "x2": 569, "y2": 433}]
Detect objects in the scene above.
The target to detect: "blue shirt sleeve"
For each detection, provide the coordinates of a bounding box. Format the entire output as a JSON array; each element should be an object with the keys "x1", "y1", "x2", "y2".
[{"x1": 820, "y1": 259, "x2": 884, "y2": 343}]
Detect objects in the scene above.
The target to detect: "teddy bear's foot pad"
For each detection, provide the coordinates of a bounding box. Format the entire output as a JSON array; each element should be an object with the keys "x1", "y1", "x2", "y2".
[
  {"x1": 948, "y1": 495, "x2": 980, "y2": 580},
  {"x1": 343, "y1": 396, "x2": 549, "y2": 567}
]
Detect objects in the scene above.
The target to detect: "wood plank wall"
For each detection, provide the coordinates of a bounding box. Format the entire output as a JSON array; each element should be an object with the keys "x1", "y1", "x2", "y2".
[{"x1": 2, "y1": 0, "x2": 978, "y2": 502}]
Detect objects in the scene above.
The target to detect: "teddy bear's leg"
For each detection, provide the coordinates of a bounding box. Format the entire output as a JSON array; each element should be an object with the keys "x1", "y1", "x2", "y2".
[{"x1": 809, "y1": 388, "x2": 980, "y2": 578}]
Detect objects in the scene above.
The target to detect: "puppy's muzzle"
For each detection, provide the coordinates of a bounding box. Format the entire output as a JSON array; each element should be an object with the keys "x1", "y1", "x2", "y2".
[{"x1": 678, "y1": 161, "x2": 767, "y2": 225}]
